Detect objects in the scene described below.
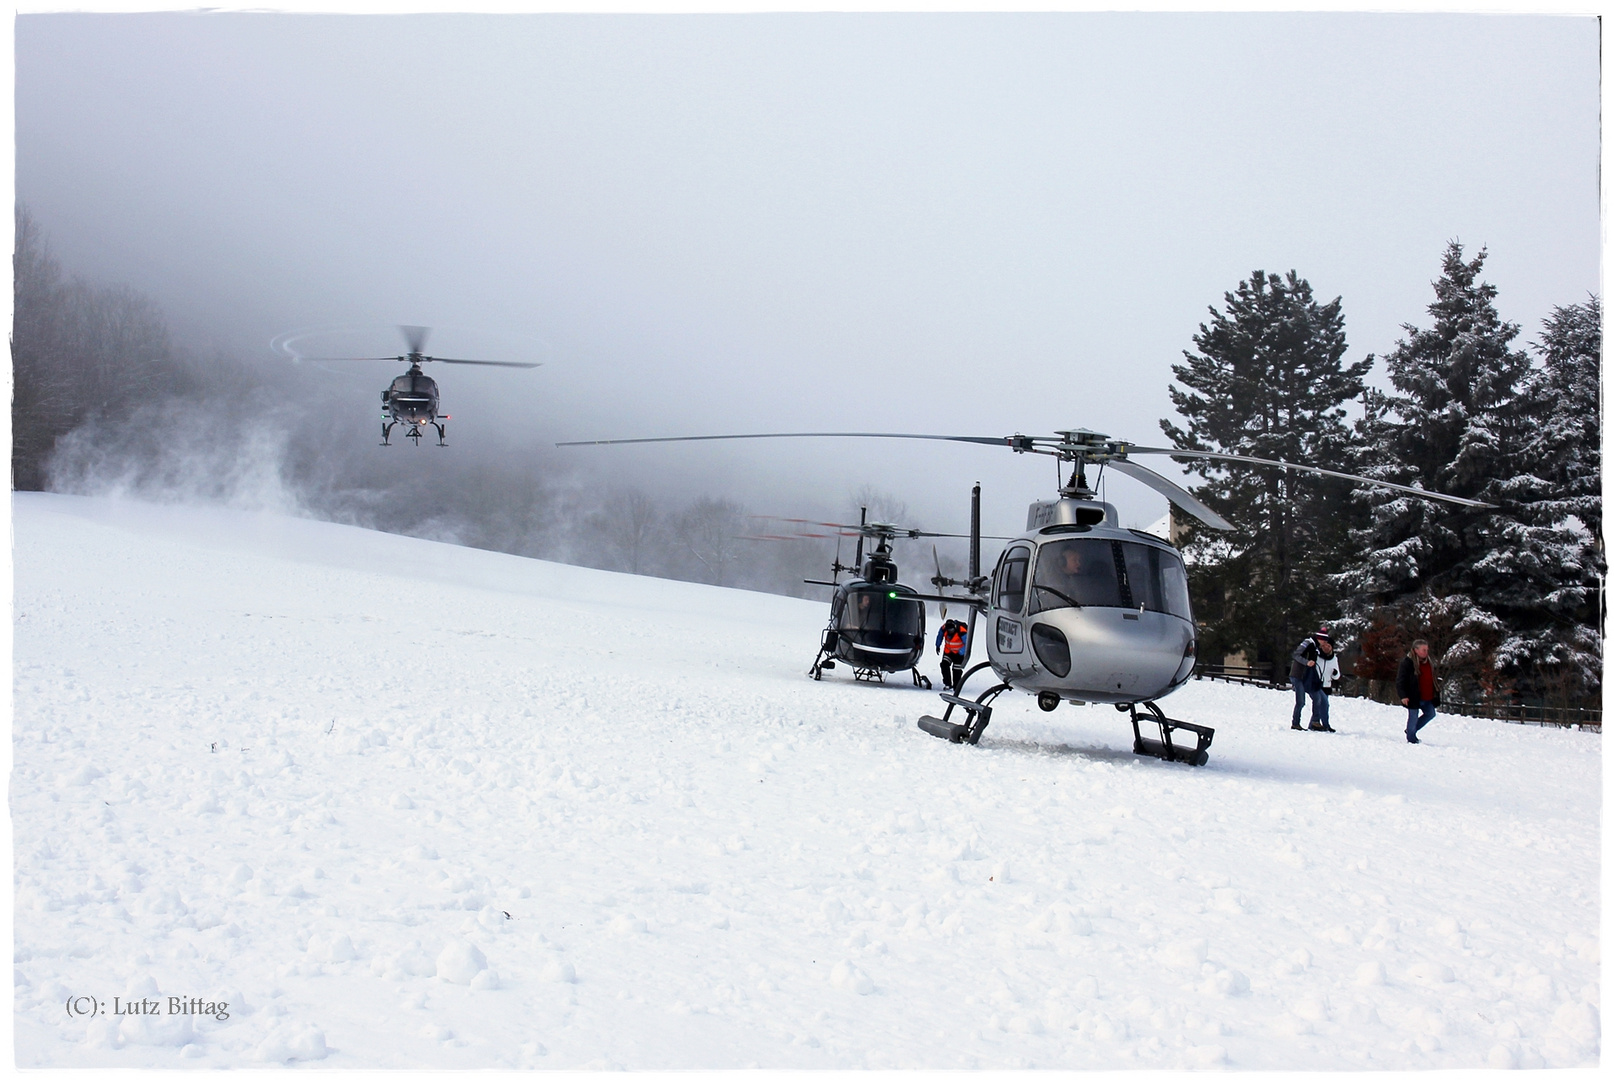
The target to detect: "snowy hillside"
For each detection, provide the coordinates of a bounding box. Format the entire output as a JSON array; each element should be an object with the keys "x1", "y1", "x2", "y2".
[{"x1": 11, "y1": 493, "x2": 1601, "y2": 1068}]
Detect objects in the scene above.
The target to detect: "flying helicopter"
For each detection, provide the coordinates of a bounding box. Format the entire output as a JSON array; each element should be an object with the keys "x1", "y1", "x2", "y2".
[
  {"x1": 293, "y1": 325, "x2": 540, "y2": 446},
  {"x1": 752, "y1": 508, "x2": 1006, "y2": 688},
  {"x1": 557, "y1": 428, "x2": 1493, "y2": 766}
]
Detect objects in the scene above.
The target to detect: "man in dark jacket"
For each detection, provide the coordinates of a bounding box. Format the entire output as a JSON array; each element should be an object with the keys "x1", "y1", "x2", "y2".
[
  {"x1": 1288, "y1": 628, "x2": 1330, "y2": 730},
  {"x1": 1396, "y1": 639, "x2": 1439, "y2": 744}
]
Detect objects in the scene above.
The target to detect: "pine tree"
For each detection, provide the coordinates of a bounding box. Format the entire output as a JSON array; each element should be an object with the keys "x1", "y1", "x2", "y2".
[
  {"x1": 1161, "y1": 270, "x2": 1372, "y2": 672},
  {"x1": 1510, "y1": 297, "x2": 1603, "y2": 703},
  {"x1": 1526, "y1": 297, "x2": 1601, "y2": 542},
  {"x1": 1337, "y1": 243, "x2": 1593, "y2": 703}
]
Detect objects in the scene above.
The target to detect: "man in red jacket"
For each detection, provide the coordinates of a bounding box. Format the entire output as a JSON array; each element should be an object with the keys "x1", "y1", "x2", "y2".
[{"x1": 1396, "y1": 639, "x2": 1439, "y2": 744}]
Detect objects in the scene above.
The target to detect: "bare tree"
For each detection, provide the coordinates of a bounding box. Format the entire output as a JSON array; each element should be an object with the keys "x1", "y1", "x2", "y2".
[
  {"x1": 614, "y1": 488, "x2": 660, "y2": 575},
  {"x1": 13, "y1": 205, "x2": 182, "y2": 490},
  {"x1": 671, "y1": 496, "x2": 746, "y2": 586}
]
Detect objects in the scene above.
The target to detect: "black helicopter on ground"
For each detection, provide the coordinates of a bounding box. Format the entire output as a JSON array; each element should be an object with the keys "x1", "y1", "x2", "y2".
[
  {"x1": 771, "y1": 508, "x2": 1002, "y2": 688},
  {"x1": 559, "y1": 427, "x2": 1492, "y2": 767},
  {"x1": 291, "y1": 325, "x2": 539, "y2": 446}
]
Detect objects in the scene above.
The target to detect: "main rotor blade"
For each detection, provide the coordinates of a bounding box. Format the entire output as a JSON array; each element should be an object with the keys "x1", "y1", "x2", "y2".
[
  {"x1": 1106, "y1": 459, "x2": 1235, "y2": 531},
  {"x1": 555, "y1": 431, "x2": 1012, "y2": 448},
  {"x1": 749, "y1": 515, "x2": 1002, "y2": 540},
  {"x1": 751, "y1": 514, "x2": 853, "y2": 530},
  {"x1": 295, "y1": 355, "x2": 407, "y2": 363},
  {"x1": 401, "y1": 325, "x2": 430, "y2": 355},
  {"x1": 1126, "y1": 446, "x2": 1496, "y2": 510},
  {"x1": 909, "y1": 529, "x2": 1014, "y2": 540},
  {"x1": 422, "y1": 356, "x2": 542, "y2": 368}
]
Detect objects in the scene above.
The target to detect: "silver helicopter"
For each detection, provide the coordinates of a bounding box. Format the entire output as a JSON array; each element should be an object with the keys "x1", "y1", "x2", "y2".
[{"x1": 558, "y1": 428, "x2": 1491, "y2": 766}]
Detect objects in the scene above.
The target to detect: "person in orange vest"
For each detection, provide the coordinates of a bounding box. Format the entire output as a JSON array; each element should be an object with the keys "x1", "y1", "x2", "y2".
[{"x1": 935, "y1": 618, "x2": 969, "y2": 692}]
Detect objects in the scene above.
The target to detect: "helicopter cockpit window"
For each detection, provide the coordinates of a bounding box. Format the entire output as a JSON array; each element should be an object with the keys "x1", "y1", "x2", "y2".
[
  {"x1": 841, "y1": 588, "x2": 922, "y2": 637},
  {"x1": 1119, "y1": 541, "x2": 1193, "y2": 621},
  {"x1": 1031, "y1": 538, "x2": 1122, "y2": 612},
  {"x1": 1121, "y1": 543, "x2": 1163, "y2": 612},
  {"x1": 995, "y1": 547, "x2": 1030, "y2": 614},
  {"x1": 1158, "y1": 550, "x2": 1192, "y2": 621}
]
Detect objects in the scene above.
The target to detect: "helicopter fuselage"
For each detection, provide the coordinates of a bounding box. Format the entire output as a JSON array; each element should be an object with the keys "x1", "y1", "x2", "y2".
[
  {"x1": 974, "y1": 499, "x2": 1196, "y2": 705},
  {"x1": 826, "y1": 580, "x2": 927, "y2": 674},
  {"x1": 917, "y1": 494, "x2": 1209, "y2": 762},
  {"x1": 381, "y1": 365, "x2": 445, "y2": 445}
]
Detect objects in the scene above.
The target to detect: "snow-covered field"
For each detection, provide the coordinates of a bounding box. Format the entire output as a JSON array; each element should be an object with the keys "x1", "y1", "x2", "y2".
[{"x1": 11, "y1": 492, "x2": 1601, "y2": 1068}]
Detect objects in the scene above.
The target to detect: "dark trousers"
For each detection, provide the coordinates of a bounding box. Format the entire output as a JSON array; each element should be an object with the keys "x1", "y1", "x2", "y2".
[
  {"x1": 941, "y1": 655, "x2": 964, "y2": 692},
  {"x1": 1406, "y1": 700, "x2": 1437, "y2": 740},
  {"x1": 1291, "y1": 677, "x2": 1319, "y2": 725}
]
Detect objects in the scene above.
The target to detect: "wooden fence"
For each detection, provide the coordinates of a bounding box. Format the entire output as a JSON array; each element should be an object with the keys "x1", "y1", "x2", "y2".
[{"x1": 1191, "y1": 664, "x2": 1600, "y2": 731}]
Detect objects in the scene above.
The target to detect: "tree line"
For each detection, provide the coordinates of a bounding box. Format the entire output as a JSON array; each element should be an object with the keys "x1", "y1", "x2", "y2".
[
  {"x1": 1167, "y1": 243, "x2": 1601, "y2": 709},
  {"x1": 12, "y1": 207, "x2": 195, "y2": 490}
]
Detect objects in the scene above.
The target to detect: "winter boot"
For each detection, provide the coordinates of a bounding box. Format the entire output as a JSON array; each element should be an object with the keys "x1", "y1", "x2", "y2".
[{"x1": 1308, "y1": 721, "x2": 1325, "y2": 731}]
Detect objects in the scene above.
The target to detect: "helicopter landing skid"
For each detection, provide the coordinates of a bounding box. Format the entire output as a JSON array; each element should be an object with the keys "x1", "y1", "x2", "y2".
[
  {"x1": 853, "y1": 667, "x2": 885, "y2": 683},
  {"x1": 384, "y1": 422, "x2": 448, "y2": 447},
  {"x1": 1124, "y1": 700, "x2": 1213, "y2": 766},
  {"x1": 918, "y1": 682, "x2": 1012, "y2": 745}
]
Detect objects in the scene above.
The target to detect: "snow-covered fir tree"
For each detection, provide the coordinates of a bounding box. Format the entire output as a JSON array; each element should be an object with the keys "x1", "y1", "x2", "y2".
[
  {"x1": 1338, "y1": 244, "x2": 1600, "y2": 706},
  {"x1": 1161, "y1": 269, "x2": 1371, "y2": 669},
  {"x1": 1524, "y1": 297, "x2": 1602, "y2": 543},
  {"x1": 1509, "y1": 296, "x2": 1603, "y2": 702}
]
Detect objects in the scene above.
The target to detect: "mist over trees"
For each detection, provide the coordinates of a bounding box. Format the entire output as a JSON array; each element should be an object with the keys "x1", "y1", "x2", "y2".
[
  {"x1": 12, "y1": 206, "x2": 193, "y2": 490},
  {"x1": 1171, "y1": 245, "x2": 1602, "y2": 709},
  {"x1": 11, "y1": 208, "x2": 923, "y2": 605}
]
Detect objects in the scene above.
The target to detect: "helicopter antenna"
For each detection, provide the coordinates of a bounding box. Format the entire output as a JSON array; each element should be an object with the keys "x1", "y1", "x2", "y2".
[
  {"x1": 832, "y1": 532, "x2": 844, "y2": 585},
  {"x1": 969, "y1": 482, "x2": 981, "y2": 588}
]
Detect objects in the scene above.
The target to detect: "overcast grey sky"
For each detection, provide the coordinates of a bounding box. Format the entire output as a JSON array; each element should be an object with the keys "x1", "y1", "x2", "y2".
[{"x1": 14, "y1": 12, "x2": 1601, "y2": 534}]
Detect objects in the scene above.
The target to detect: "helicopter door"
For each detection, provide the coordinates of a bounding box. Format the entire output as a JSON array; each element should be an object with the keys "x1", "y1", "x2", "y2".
[
  {"x1": 992, "y1": 543, "x2": 1032, "y2": 656},
  {"x1": 994, "y1": 544, "x2": 1031, "y2": 614}
]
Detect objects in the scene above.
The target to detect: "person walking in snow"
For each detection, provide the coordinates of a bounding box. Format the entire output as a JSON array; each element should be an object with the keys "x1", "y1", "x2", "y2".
[
  {"x1": 1312, "y1": 632, "x2": 1341, "y2": 732},
  {"x1": 1397, "y1": 639, "x2": 1440, "y2": 744},
  {"x1": 935, "y1": 617, "x2": 969, "y2": 692},
  {"x1": 1288, "y1": 627, "x2": 1331, "y2": 730}
]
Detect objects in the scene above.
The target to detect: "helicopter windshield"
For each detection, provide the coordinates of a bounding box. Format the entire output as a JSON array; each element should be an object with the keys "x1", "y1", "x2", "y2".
[
  {"x1": 1030, "y1": 538, "x2": 1193, "y2": 620},
  {"x1": 1121, "y1": 541, "x2": 1193, "y2": 620},
  {"x1": 841, "y1": 587, "x2": 922, "y2": 637},
  {"x1": 1030, "y1": 539, "x2": 1122, "y2": 611},
  {"x1": 391, "y1": 374, "x2": 437, "y2": 394}
]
